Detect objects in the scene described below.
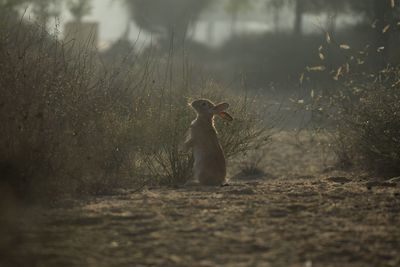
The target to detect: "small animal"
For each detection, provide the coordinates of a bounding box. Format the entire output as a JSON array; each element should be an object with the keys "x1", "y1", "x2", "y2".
[{"x1": 184, "y1": 99, "x2": 233, "y2": 186}]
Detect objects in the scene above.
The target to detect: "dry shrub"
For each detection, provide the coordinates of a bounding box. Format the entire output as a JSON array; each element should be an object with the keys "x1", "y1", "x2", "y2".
[
  {"x1": 310, "y1": 65, "x2": 400, "y2": 177},
  {"x1": 298, "y1": 27, "x2": 400, "y2": 177},
  {"x1": 138, "y1": 81, "x2": 271, "y2": 186},
  {"x1": 0, "y1": 17, "x2": 271, "y2": 200},
  {"x1": 0, "y1": 18, "x2": 142, "y2": 199}
]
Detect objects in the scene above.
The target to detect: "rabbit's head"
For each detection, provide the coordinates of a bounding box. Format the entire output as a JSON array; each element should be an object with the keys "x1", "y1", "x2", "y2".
[{"x1": 190, "y1": 99, "x2": 233, "y2": 121}]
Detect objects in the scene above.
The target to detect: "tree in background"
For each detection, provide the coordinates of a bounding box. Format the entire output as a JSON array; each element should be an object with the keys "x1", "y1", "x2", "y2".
[
  {"x1": 264, "y1": 0, "x2": 325, "y2": 36},
  {"x1": 292, "y1": 0, "x2": 305, "y2": 36},
  {"x1": 63, "y1": 0, "x2": 97, "y2": 51},
  {"x1": 266, "y1": 0, "x2": 285, "y2": 33},
  {"x1": 0, "y1": 0, "x2": 62, "y2": 25},
  {"x1": 0, "y1": 0, "x2": 30, "y2": 18},
  {"x1": 289, "y1": 0, "x2": 397, "y2": 40},
  {"x1": 0, "y1": 0, "x2": 26, "y2": 10},
  {"x1": 30, "y1": 0, "x2": 62, "y2": 25},
  {"x1": 349, "y1": 0, "x2": 398, "y2": 65},
  {"x1": 224, "y1": 0, "x2": 252, "y2": 36},
  {"x1": 122, "y1": 0, "x2": 210, "y2": 47},
  {"x1": 307, "y1": 0, "x2": 352, "y2": 33},
  {"x1": 67, "y1": 0, "x2": 92, "y2": 22},
  {"x1": 290, "y1": 0, "x2": 351, "y2": 36},
  {"x1": 264, "y1": 0, "x2": 353, "y2": 36}
]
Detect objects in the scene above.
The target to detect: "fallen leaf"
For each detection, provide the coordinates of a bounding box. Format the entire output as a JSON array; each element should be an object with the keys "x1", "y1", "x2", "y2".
[
  {"x1": 307, "y1": 66, "x2": 326, "y2": 72},
  {"x1": 382, "y1": 24, "x2": 391, "y2": 33},
  {"x1": 345, "y1": 63, "x2": 350, "y2": 73},
  {"x1": 333, "y1": 66, "x2": 343, "y2": 80},
  {"x1": 299, "y1": 73, "x2": 304, "y2": 84},
  {"x1": 377, "y1": 46, "x2": 385, "y2": 52},
  {"x1": 326, "y1": 32, "x2": 331, "y2": 44},
  {"x1": 372, "y1": 19, "x2": 378, "y2": 28},
  {"x1": 340, "y1": 44, "x2": 350, "y2": 50}
]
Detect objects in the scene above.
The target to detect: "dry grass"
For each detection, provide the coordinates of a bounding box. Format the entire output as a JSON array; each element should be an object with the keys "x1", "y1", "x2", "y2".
[
  {"x1": 308, "y1": 66, "x2": 400, "y2": 177},
  {"x1": 300, "y1": 31, "x2": 400, "y2": 178},
  {"x1": 0, "y1": 17, "x2": 270, "y2": 200}
]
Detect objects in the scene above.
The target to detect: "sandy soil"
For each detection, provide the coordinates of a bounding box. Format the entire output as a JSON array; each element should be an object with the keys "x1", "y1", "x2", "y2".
[
  {"x1": 1, "y1": 132, "x2": 400, "y2": 267},
  {"x1": 2, "y1": 175, "x2": 400, "y2": 267}
]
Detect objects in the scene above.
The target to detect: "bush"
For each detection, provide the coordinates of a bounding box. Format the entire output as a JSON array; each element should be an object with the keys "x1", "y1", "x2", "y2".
[
  {"x1": 296, "y1": 26, "x2": 400, "y2": 177},
  {"x1": 309, "y1": 64, "x2": 400, "y2": 177},
  {"x1": 137, "y1": 81, "x2": 271, "y2": 186},
  {"x1": 0, "y1": 17, "x2": 270, "y2": 200},
  {"x1": 0, "y1": 18, "x2": 144, "y2": 199}
]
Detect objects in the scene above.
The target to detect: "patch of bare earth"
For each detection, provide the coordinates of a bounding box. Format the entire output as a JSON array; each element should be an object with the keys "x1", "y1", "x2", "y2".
[{"x1": 2, "y1": 176, "x2": 400, "y2": 267}]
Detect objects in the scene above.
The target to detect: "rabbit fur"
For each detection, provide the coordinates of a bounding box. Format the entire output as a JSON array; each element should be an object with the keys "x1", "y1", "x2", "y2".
[{"x1": 184, "y1": 99, "x2": 233, "y2": 186}]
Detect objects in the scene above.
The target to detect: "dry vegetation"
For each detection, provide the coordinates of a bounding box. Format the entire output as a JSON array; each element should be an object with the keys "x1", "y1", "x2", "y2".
[
  {"x1": 306, "y1": 48, "x2": 400, "y2": 177},
  {"x1": 0, "y1": 17, "x2": 270, "y2": 201},
  {"x1": 333, "y1": 66, "x2": 400, "y2": 176}
]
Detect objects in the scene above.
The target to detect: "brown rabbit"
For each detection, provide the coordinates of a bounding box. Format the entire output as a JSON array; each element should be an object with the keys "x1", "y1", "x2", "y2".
[{"x1": 184, "y1": 99, "x2": 233, "y2": 186}]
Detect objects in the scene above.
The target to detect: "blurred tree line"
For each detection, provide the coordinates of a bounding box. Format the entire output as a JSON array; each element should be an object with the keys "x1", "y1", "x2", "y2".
[
  {"x1": 120, "y1": 0, "x2": 398, "y2": 41},
  {"x1": 2, "y1": 0, "x2": 399, "y2": 88},
  {"x1": 119, "y1": 0, "x2": 399, "y2": 87},
  {"x1": 0, "y1": 0, "x2": 91, "y2": 23},
  {"x1": 4, "y1": 0, "x2": 396, "y2": 41}
]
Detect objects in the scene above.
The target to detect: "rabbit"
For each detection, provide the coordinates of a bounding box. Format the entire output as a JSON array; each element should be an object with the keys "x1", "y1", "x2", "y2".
[{"x1": 184, "y1": 99, "x2": 233, "y2": 186}]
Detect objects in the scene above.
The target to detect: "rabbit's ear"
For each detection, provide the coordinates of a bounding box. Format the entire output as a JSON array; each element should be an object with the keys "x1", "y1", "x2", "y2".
[
  {"x1": 212, "y1": 103, "x2": 233, "y2": 121},
  {"x1": 211, "y1": 102, "x2": 229, "y2": 113},
  {"x1": 219, "y1": 111, "x2": 233, "y2": 121}
]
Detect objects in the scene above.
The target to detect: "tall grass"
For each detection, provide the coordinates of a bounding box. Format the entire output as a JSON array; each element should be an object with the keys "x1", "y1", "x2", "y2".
[{"x1": 0, "y1": 17, "x2": 270, "y2": 201}]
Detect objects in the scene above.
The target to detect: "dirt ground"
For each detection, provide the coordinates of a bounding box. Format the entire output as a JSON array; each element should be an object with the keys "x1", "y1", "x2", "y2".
[{"x1": 1, "y1": 132, "x2": 400, "y2": 267}]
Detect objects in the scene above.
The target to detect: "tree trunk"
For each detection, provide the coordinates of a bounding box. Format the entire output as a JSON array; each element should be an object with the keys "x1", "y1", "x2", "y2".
[
  {"x1": 166, "y1": 22, "x2": 189, "y2": 49},
  {"x1": 207, "y1": 21, "x2": 215, "y2": 44},
  {"x1": 121, "y1": 21, "x2": 131, "y2": 40},
  {"x1": 273, "y1": 9, "x2": 280, "y2": 33},
  {"x1": 327, "y1": 11, "x2": 338, "y2": 34},
  {"x1": 230, "y1": 11, "x2": 238, "y2": 37},
  {"x1": 293, "y1": 0, "x2": 304, "y2": 36}
]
